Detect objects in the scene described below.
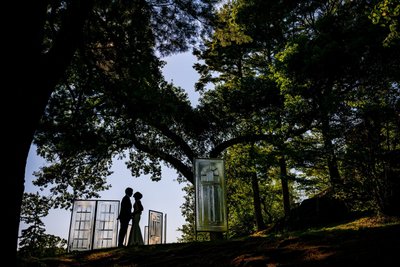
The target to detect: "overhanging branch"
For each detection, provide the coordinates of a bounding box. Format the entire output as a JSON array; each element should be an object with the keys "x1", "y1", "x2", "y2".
[
  {"x1": 210, "y1": 134, "x2": 279, "y2": 158},
  {"x1": 149, "y1": 122, "x2": 195, "y2": 161},
  {"x1": 130, "y1": 137, "x2": 194, "y2": 183}
]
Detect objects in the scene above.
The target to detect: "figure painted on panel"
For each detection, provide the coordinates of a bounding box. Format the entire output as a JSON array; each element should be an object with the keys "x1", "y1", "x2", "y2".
[{"x1": 200, "y1": 162, "x2": 222, "y2": 224}]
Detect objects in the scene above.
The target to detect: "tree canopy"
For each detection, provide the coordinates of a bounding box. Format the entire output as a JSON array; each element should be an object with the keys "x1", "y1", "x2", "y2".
[
  {"x1": 16, "y1": 0, "x2": 400, "y2": 255},
  {"x1": 9, "y1": 0, "x2": 221, "y2": 260}
]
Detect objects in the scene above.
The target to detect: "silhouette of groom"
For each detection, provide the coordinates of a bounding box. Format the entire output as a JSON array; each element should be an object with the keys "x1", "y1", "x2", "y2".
[{"x1": 117, "y1": 187, "x2": 133, "y2": 247}]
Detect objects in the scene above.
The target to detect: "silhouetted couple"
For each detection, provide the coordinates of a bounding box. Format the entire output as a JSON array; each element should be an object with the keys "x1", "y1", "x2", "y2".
[{"x1": 117, "y1": 187, "x2": 144, "y2": 247}]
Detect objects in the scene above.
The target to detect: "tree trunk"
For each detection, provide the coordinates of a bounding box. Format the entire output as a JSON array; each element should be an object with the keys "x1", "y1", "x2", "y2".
[
  {"x1": 251, "y1": 172, "x2": 267, "y2": 231},
  {"x1": 321, "y1": 119, "x2": 342, "y2": 187},
  {"x1": 7, "y1": 136, "x2": 32, "y2": 262},
  {"x1": 279, "y1": 156, "x2": 291, "y2": 218},
  {"x1": 6, "y1": 1, "x2": 93, "y2": 261}
]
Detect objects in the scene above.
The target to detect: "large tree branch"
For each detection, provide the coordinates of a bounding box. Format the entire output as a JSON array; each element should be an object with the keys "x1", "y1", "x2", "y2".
[
  {"x1": 210, "y1": 134, "x2": 279, "y2": 158},
  {"x1": 210, "y1": 123, "x2": 314, "y2": 158},
  {"x1": 130, "y1": 137, "x2": 194, "y2": 183},
  {"x1": 149, "y1": 121, "x2": 195, "y2": 161}
]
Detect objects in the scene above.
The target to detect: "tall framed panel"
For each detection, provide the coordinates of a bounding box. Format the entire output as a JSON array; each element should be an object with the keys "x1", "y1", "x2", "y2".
[
  {"x1": 68, "y1": 200, "x2": 96, "y2": 251},
  {"x1": 144, "y1": 226, "x2": 149, "y2": 245},
  {"x1": 194, "y1": 158, "x2": 227, "y2": 232},
  {"x1": 148, "y1": 210, "x2": 163, "y2": 244},
  {"x1": 93, "y1": 200, "x2": 119, "y2": 249},
  {"x1": 68, "y1": 200, "x2": 119, "y2": 251}
]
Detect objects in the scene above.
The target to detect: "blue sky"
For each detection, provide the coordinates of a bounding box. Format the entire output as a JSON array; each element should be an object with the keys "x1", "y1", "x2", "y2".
[{"x1": 21, "y1": 52, "x2": 200, "y2": 244}]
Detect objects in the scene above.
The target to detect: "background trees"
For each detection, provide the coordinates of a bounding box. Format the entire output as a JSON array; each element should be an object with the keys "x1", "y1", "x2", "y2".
[
  {"x1": 178, "y1": 0, "x2": 400, "y2": 238},
  {"x1": 18, "y1": 193, "x2": 67, "y2": 258},
  {"x1": 370, "y1": 0, "x2": 400, "y2": 46},
  {"x1": 15, "y1": 0, "x2": 400, "y2": 254}
]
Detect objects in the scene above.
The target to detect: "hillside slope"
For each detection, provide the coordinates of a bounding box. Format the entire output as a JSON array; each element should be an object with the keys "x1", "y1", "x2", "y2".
[{"x1": 18, "y1": 216, "x2": 400, "y2": 266}]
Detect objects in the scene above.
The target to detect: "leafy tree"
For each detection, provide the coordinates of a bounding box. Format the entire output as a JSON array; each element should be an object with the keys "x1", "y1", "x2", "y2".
[
  {"x1": 28, "y1": 0, "x2": 288, "y2": 242},
  {"x1": 7, "y1": 0, "x2": 221, "y2": 259},
  {"x1": 271, "y1": 0, "x2": 400, "y2": 213},
  {"x1": 183, "y1": 0, "x2": 400, "y2": 234},
  {"x1": 340, "y1": 85, "x2": 400, "y2": 215},
  {"x1": 194, "y1": 0, "x2": 304, "y2": 218},
  {"x1": 226, "y1": 144, "x2": 267, "y2": 232},
  {"x1": 224, "y1": 143, "x2": 284, "y2": 235},
  {"x1": 18, "y1": 193, "x2": 67, "y2": 258},
  {"x1": 32, "y1": 1, "x2": 295, "y2": 214},
  {"x1": 370, "y1": 0, "x2": 400, "y2": 46},
  {"x1": 197, "y1": 0, "x2": 400, "y2": 219},
  {"x1": 177, "y1": 183, "x2": 210, "y2": 242},
  {"x1": 14, "y1": 1, "x2": 400, "y2": 255},
  {"x1": 178, "y1": 141, "x2": 289, "y2": 239}
]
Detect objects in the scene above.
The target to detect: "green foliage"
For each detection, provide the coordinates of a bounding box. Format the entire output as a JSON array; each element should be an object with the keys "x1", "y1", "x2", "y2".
[
  {"x1": 339, "y1": 90, "x2": 400, "y2": 214},
  {"x1": 18, "y1": 229, "x2": 67, "y2": 258},
  {"x1": 370, "y1": 0, "x2": 400, "y2": 46},
  {"x1": 177, "y1": 183, "x2": 210, "y2": 242},
  {"x1": 33, "y1": 0, "x2": 222, "y2": 210},
  {"x1": 269, "y1": 0, "x2": 400, "y2": 197},
  {"x1": 213, "y1": 1, "x2": 253, "y2": 47},
  {"x1": 31, "y1": 0, "x2": 400, "y2": 247},
  {"x1": 224, "y1": 144, "x2": 285, "y2": 237},
  {"x1": 197, "y1": 0, "x2": 400, "y2": 218},
  {"x1": 19, "y1": 193, "x2": 67, "y2": 258}
]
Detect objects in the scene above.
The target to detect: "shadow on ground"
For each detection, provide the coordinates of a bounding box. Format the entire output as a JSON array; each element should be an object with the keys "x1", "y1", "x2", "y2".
[{"x1": 18, "y1": 216, "x2": 400, "y2": 267}]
